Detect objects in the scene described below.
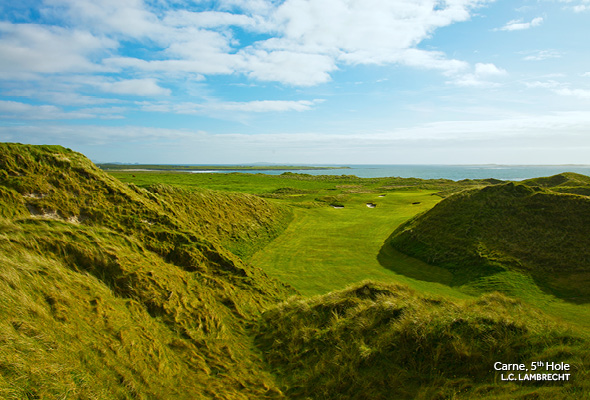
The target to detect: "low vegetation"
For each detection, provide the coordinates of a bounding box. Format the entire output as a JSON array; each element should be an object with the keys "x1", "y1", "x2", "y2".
[
  {"x1": 1, "y1": 143, "x2": 589, "y2": 398},
  {"x1": 522, "y1": 172, "x2": 590, "y2": 196}
]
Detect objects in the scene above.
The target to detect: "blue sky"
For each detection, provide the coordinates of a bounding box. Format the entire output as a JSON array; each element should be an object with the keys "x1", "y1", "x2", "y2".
[{"x1": 1, "y1": 0, "x2": 589, "y2": 164}]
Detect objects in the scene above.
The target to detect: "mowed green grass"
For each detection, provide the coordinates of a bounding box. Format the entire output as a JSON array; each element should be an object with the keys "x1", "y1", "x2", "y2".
[{"x1": 249, "y1": 191, "x2": 468, "y2": 297}]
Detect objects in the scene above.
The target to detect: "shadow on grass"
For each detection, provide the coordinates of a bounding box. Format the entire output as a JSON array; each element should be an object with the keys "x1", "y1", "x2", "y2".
[
  {"x1": 377, "y1": 240, "x2": 454, "y2": 286},
  {"x1": 378, "y1": 237, "x2": 590, "y2": 304},
  {"x1": 530, "y1": 273, "x2": 590, "y2": 305}
]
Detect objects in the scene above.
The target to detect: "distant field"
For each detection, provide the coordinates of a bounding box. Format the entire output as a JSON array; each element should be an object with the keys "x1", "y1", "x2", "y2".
[{"x1": 99, "y1": 163, "x2": 347, "y2": 171}]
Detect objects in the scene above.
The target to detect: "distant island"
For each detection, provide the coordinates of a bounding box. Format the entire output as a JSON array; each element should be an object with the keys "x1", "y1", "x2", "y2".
[{"x1": 97, "y1": 163, "x2": 349, "y2": 171}]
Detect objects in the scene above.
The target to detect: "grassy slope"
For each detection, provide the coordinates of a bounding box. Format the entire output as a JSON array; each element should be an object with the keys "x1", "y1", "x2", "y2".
[
  {"x1": 388, "y1": 182, "x2": 590, "y2": 299},
  {"x1": 257, "y1": 281, "x2": 590, "y2": 400},
  {"x1": 522, "y1": 172, "x2": 590, "y2": 196},
  {"x1": 0, "y1": 143, "x2": 293, "y2": 399},
  {"x1": 141, "y1": 183, "x2": 293, "y2": 259}
]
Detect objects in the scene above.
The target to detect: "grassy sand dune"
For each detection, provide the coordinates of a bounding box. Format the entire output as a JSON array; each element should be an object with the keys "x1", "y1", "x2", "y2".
[
  {"x1": 388, "y1": 182, "x2": 590, "y2": 301},
  {"x1": 0, "y1": 143, "x2": 292, "y2": 398}
]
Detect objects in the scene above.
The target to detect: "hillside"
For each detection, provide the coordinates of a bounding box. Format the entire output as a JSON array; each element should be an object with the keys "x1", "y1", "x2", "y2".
[
  {"x1": 386, "y1": 182, "x2": 590, "y2": 301},
  {"x1": 257, "y1": 281, "x2": 589, "y2": 399},
  {"x1": 0, "y1": 143, "x2": 292, "y2": 399},
  {"x1": 522, "y1": 172, "x2": 590, "y2": 196}
]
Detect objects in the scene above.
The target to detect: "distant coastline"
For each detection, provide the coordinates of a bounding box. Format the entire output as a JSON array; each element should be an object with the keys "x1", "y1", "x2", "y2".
[
  {"x1": 97, "y1": 163, "x2": 350, "y2": 172},
  {"x1": 100, "y1": 164, "x2": 590, "y2": 181}
]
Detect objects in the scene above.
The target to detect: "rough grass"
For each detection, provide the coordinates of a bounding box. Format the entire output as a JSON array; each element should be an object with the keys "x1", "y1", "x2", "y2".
[
  {"x1": 142, "y1": 183, "x2": 293, "y2": 259},
  {"x1": 256, "y1": 281, "x2": 590, "y2": 400},
  {"x1": 0, "y1": 143, "x2": 293, "y2": 398},
  {"x1": 521, "y1": 172, "x2": 590, "y2": 197}
]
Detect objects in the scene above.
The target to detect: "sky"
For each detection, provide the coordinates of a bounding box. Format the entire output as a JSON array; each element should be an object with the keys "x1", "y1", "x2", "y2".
[{"x1": 0, "y1": 0, "x2": 589, "y2": 165}]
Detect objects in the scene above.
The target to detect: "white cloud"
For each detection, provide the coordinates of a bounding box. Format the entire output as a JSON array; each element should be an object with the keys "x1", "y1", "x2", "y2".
[
  {"x1": 5, "y1": 111, "x2": 590, "y2": 164},
  {"x1": 140, "y1": 99, "x2": 324, "y2": 114},
  {"x1": 259, "y1": 0, "x2": 488, "y2": 77},
  {"x1": 340, "y1": 48, "x2": 470, "y2": 77},
  {"x1": 1, "y1": 0, "x2": 498, "y2": 88},
  {"x1": 2, "y1": 88, "x2": 118, "y2": 106},
  {"x1": 238, "y1": 50, "x2": 337, "y2": 86},
  {"x1": 104, "y1": 56, "x2": 238, "y2": 76},
  {"x1": 0, "y1": 22, "x2": 116, "y2": 78},
  {"x1": 558, "y1": 0, "x2": 590, "y2": 12},
  {"x1": 520, "y1": 79, "x2": 590, "y2": 99},
  {"x1": 97, "y1": 0, "x2": 485, "y2": 86},
  {"x1": 43, "y1": 0, "x2": 165, "y2": 40},
  {"x1": 401, "y1": 49, "x2": 470, "y2": 75},
  {"x1": 554, "y1": 88, "x2": 590, "y2": 99},
  {"x1": 271, "y1": 0, "x2": 481, "y2": 53},
  {"x1": 497, "y1": 17, "x2": 543, "y2": 31},
  {"x1": 100, "y1": 79, "x2": 171, "y2": 96},
  {"x1": 0, "y1": 100, "x2": 117, "y2": 119},
  {"x1": 522, "y1": 50, "x2": 561, "y2": 61},
  {"x1": 163, "y1": 10, "x2": 257, "y2": 29},
  {"x1": 524, "y1": 80, "x2": 561, "y2": 89},
  {"x1": 474, "y1": 63, "x2": 507, "y2": 76},
  {"x1": 450, "y1": 62, "x2": 507, "y2": 87},
  {"x1": 201, "y1": 99, "x2": 323, "y2": 113},
  {"x1": 0, "y1": 124, "x2": 198, "y2": 146}
]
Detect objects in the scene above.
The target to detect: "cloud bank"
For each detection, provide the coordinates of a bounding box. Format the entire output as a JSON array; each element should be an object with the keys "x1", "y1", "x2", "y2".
[{"x1": 1, "y1": 0, "x2": 495, "y2": 87}]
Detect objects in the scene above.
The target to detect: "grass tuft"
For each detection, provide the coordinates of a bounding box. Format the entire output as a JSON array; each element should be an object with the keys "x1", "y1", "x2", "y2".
[{"x1": 256, "y1": 281, "x2": 590, "y2": 399}]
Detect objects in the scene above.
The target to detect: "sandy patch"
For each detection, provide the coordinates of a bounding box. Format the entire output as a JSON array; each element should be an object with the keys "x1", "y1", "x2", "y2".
[{"x1": 23, "y1": 193, "x2": 47, "y2": 199}]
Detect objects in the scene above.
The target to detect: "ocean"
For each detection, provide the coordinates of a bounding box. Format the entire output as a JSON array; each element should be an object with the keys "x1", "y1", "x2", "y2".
[{"x1": 190, "y1": 165, "x2": 590, "y2": 181}]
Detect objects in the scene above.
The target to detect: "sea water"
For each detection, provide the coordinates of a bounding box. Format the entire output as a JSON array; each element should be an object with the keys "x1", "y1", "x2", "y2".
[{"x1": 190, "y1": 165, "x2": 590, "y2": 181}]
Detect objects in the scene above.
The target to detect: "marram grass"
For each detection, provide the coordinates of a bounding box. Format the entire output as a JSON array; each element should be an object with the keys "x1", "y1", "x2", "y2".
[
  {"x1": 0, "y1": 143, "x2": 292, "y2": 398},
  {"x1": 256, "y1": 281, "x2": 590, "y2": 400}
]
